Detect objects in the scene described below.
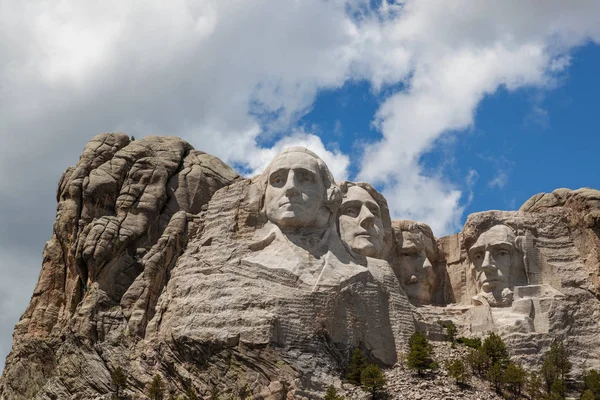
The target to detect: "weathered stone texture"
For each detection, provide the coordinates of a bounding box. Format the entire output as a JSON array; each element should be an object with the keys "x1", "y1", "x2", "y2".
[{"x1": 3, "y1": 136, "x2": 600, "y2": 400}]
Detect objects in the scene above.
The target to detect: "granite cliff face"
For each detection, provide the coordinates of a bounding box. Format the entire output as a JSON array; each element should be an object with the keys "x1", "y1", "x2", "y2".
[{"x1": 1, "y1": 134, "x2": 600, "y2": 399}]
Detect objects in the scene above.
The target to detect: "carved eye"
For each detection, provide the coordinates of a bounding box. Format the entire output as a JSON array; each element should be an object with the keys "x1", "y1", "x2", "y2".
[
  {"x1": 299, "y1": 171, "x2": 315, "y2": 183},
  {"x1": 343, "y1": 207, "x2": 359, "y2": 217},
  {"x1": 368, "y1": 205, "x2": 381, "y2": 217},
  {"x1": 473, "y1": 252, "x2": 483, "y2": 261},
  {"x1": 497, "y1": 250, "x2": 510, "y2": 257},
  {"x1": 270, "y1": 174, "x2": 285, "y2": 186}
]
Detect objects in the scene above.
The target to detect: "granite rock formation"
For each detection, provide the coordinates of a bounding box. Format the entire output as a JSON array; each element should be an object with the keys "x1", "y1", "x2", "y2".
[{"x1": 2, "y1": 135, "x2": 600, "y2": 399}]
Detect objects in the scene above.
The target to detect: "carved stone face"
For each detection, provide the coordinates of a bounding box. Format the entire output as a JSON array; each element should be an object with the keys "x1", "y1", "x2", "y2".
[
  {"x1": 398, "y1": 230, "x2": 436, "y2": 304},
  {"x1": 339, "y1": 186, "x2": 384, "y2": 257},
  {"x1": 264, "y1": 151, "x2": 330, "y2": 229},
  {"x1": 469, "y1": 225, "x2": 516, "y2": 296}
]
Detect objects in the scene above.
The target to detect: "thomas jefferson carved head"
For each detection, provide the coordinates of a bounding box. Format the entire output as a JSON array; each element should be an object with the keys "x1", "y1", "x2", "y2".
[
  {"x1": 338, "y1": 182, "x2": 391, "y2": 258},
  {"x1": 262, "y1": 147, "x2": 341, "y2": 231},
  {"x1": 469, "y1": 224, "x2": 521, "y2": 307},
  {"x1": 393, "y1": 220, "x2": 437, "y2": 305}
]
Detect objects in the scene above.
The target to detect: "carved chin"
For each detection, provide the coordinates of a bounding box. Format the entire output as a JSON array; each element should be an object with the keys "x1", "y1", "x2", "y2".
[{"x1": 351, "y1": 238, "x2": 378, "y2": 257}]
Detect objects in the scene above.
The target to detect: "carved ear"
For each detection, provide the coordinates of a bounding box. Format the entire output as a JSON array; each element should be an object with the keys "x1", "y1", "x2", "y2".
[{"x1": 514, "y1": 235, "x2": 529, "y2": 253}]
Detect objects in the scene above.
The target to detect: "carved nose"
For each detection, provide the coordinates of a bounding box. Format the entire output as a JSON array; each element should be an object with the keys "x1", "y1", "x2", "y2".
[
  {"x1": 283, "y1": 171, "x2": 300, "y2": 196},
  {"x1": 359, "y1": 206, "x2": 375, "y2": 228},
  {"x1": 481, "y1": 251, "x2": 495, "y2": 270},
  {"x1": 423, "y1": 256, "x2": 433, "y2": 269}
]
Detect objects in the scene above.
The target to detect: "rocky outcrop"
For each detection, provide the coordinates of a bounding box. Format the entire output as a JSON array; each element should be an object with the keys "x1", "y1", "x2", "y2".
[
  {"x1": 1, "y1": 134, "x2": 240, "y2": 400},
  {"x1": 2, "y1": 135, "x2": 600, "y2": 400}
]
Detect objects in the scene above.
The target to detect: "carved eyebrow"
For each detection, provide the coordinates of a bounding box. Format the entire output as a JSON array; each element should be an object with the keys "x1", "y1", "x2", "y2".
[
  {"x1": 341, "y1": 199, "x2": 362, "y2": 208},
  {"x1": 468, "y1": 245, "x2": 484, "y2": 257},
  {"x1": 268, "y1": 168, "x2": 289, "y2": 181},
  {"x1": 293, "y1": 167, "x2": 317, "y2": 177}
]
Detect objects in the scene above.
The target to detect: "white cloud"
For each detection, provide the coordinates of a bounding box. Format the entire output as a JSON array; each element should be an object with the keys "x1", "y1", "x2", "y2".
[{"x1": 489, "y1": 171, "x2": 509, "y2": 189}]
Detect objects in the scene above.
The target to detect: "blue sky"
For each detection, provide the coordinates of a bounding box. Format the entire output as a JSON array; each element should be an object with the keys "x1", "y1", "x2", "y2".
[
  {"x1": 2, "y1": 0, "x2": 600, "y2": 371},
  {"x1": 299, "y1": 42, "x2": 600, "y2": 224}
]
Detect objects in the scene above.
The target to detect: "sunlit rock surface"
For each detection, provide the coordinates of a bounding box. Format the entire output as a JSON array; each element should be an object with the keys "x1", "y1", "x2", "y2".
[{"x1": 1, "y1": 134, "x2": 600, "y2": 399}]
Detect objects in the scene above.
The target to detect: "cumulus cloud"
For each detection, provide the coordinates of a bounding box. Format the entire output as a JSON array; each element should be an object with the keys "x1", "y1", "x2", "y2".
[{"x1": 2, "y1": 0, "x2": 600, "y2": 370}]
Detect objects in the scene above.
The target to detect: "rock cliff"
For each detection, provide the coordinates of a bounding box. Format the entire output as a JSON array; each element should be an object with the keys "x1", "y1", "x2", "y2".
[{"x1": 1, "y1": 134, "x2": 600, "y2": 399}]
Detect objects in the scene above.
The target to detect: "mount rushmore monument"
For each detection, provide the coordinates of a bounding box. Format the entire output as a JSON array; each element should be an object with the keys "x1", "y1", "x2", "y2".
[{"x1": 1, "y1": 133, "x2": 600, "y2": 399}]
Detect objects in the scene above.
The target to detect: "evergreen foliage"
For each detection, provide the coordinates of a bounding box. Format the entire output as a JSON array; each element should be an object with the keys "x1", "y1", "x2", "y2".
[
  {"x1": 348, "y1": 348, "x2": 367, "y2": 385},
  {"x1": 360, "y1": 364, "x2": 386, "y2": 398},
  {"x1": 111, "y1": 366, "x2": 127, "y2": 400},
  {"x1": 486, "y1": 362, "x2": 504, "y2": 393},
  {"x1": 324, "y1": 385, "x2": 344, "y2": 400},
  {"x1": 582, "y1": 389, "x2": 596, "y2": 400},
  {"x1": 148, "y1": 375, "x2": 165, "y2": 400},
  {"x1": 445, "y1": 358, "x2": 469, "y2": 386},
  {"x1": 541, "y1": 339, "x2": 571, "y2": 399},
  {"x1": 407, "y1": 331, "x2": 435, "y2": 375},
  {"x1": 582, "y1": 369, "x2": 600, "y2": 399},
  {"x1": 466, "y1": 347, "x2": 490, "y2": 377},
  {"x1": 503, "y1": 362, "x2": 525, "y2": 397},
  {"x1": 439, "y1": 321, "x2": 457, "y2": 343},
  {"x1": 526, "y1": 372, "x2": 543, "y2": 400},
  {"x1": 482, "y1": 332, "x2": 509, "y2": 368},
  {"x1": 456, "y1": 337, "x2": 482, "y2": 349}
]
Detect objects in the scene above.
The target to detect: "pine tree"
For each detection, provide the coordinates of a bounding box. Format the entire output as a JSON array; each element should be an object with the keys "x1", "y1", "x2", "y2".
[
  {"x1": 445, "y1": 358, "x2": 469, "y2": 386},
  {"x1": 348, "y1": 348, "x2": 367, "y2": 385},
  {"x1": 581, "y1": 389, "x2": 596, "y2": 400},
  {"x1": 360, "y1": 364, "x2": 386, "y2": 399},
  {"x1": 444, "y1": 321, "x2": 457, "y2": 343},
  {"x1": 541, "y1": 339, "x2": 571, "y2": 398},
  {"x1": 503, "y1": 362, "x2": 525, "y2": 397},
  {"x1": 526, "y1": 371, "x2": 543, "y2": 400},
  {"x1": 582, "y1": 369, "x2": 600, "y2": 399},
  {"x1": 324, "y1": 385, "x2": 344, "y2": 400},
  {"x1": 486, "y1": 363, "x2": 504, "y2": 393},
  {"x1": 466, "y1": 347, "x2": 490, "y2": 377},
  {"x1": 111, "y1": 366, "x2": 127, "y2": 400},
  {"x1": 482, "y1": 332, "x2": 509, "y2": 368},
  {"x1": 407, "y1": 331, "x2": 435, "y2": 375},
  {"x1": 148, "y1": 375, "x2": 165, "y2": 400}
]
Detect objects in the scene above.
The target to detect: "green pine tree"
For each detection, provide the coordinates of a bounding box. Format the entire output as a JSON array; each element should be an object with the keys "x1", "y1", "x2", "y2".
[
  {"x1": 526, "y1": 371, "x2": 543, "y2": 400},
  {"x1": 407, "y1": 331, "x2": 435, "y2": 375},
  {"x1": 148, "y1": 375, "x2": 165, "y2": 400},
  {"x1": 581, "y1": 389, "x2": 596, "y2": 400},
  {"x1": 445, "y1": 358, "x2": 469, "y2": 386},
  {"x1": 444, "y1": 321, "x2": 457, "y2": 343},
  {"x1": 111, "y1": 366, "x2": 127, "y2": 400},
  {"x1": 466, "y1": 347, "x2": 490, "y2": 377},
  {"x1": 348, "y1": 348, "x2": 367, "y2": 385},
  {"x1": 503, "y1": 362, "x2": 525, "y2": 397},
  {"x1": 482, "y1": 332, "x2": 509, "y2": 368},
  {"x1": 486, "y1": 362, "x2": 504, "y2": 393},
  {"x1": 582, "y1": 369, "x2": 600, "y2": 399},
  {"x1": 541, "y1": 339, "x2": 571, "y2": 398},
  {"x1": 324, "y1": 385, "x2": 344, "y2": 400},
  {"x1": 360, "y1": 364, "x2": 386, "y2": 399}
]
